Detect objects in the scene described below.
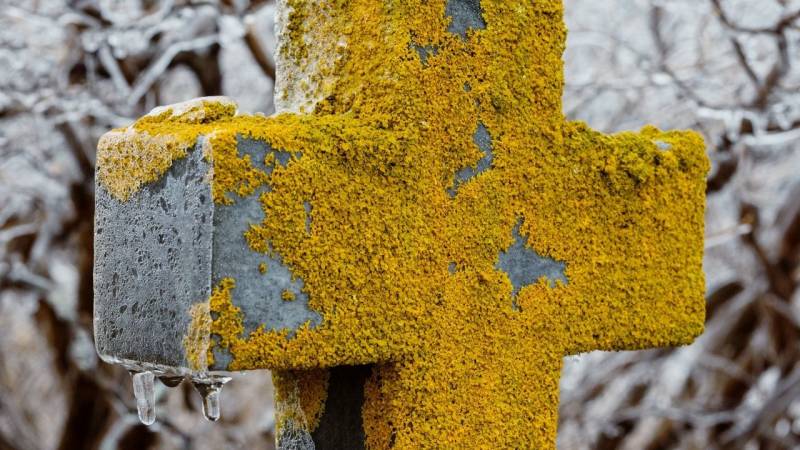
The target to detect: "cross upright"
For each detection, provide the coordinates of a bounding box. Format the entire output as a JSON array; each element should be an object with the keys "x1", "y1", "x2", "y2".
[{"x1": 94, "y1": 0, "x2": 709, "y2": 448}]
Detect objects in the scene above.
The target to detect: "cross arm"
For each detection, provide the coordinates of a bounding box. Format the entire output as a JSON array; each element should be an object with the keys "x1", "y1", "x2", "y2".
[
  {"x1": 514, "y1": 122, "x2": 709, "y2": 356},
  {"x1": 94, "y1": 97, "x2": 429, "y2": 374}
]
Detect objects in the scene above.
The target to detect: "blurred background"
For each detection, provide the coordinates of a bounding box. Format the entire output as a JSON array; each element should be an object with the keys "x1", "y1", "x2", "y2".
[{"x1": 0, "y1": 0, "x2": 798, "y2": 448}]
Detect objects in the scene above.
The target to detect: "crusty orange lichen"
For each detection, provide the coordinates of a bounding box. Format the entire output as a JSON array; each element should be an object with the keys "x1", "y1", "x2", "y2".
[{"x1": 101, "y1": 0, "x2": 708, "y2": 448}]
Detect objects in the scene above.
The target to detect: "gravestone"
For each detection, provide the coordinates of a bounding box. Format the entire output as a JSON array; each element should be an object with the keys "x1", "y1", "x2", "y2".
[{"x1": 94, "y1": 0, "x2": 709, "y2": 448}]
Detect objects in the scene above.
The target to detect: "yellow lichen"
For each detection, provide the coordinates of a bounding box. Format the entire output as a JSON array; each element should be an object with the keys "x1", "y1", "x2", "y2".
[
  {"x1": 259, "y1": 262, "x2": 269, "y2": 274},
  {"x1": 281, "y1": 290, "x2": 296, "y2": 302},
  {"x1": 183, "y1": 301, "x2": 213, "y2": 371},
  {"x1": 207, "y1": 278, "x2": 242, "y2": 351},
  {"x1": 272, "y1": 369, "x2": 330, "y2": 436},
  {"x1": 96, "y1": 97, "x2": 239, "y2": 201},
  {"x1": 102, "y1": 1, "x2": 709, "y2": 448},
  {"x1": 96, "y1": 128, "x2": 190, "y2": 202}
]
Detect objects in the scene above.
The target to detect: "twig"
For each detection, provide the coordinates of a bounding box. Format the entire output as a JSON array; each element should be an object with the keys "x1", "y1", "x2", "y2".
[
  {"x1": 244, "y1": 22, "x2": 276, "y2": 81},
  {"x1": 127, "y1": 34, "x2": 220, "y2": 107}
]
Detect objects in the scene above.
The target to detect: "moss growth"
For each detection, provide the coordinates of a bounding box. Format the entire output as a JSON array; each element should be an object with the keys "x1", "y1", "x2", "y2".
[{"x1": 100, "y1": 0, "x2": 709, "y2": 447}]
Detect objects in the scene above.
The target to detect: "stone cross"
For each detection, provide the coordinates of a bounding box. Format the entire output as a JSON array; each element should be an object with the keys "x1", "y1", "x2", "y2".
[{"x1": 94, "y1": 0, "x2": 709, "y2": 448}]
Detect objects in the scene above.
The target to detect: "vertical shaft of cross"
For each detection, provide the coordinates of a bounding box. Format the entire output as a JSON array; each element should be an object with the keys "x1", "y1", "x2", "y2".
[
  {"x1": 273, "y1": 0, "x2": 566, "y2": 127},
  {"x1": 267, "y1": 0, "x2": 570, "y2": 448},
  {"x1": 271, "y1": 2, "x2": 372, "y2": 448}
]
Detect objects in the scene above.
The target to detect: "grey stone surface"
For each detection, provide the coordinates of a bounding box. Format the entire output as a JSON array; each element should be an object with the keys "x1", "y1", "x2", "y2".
[
  {"x1": 211, "y1": 138, "x2": 321, "y2": 356},
  {"x1": 277, "y1": 419, "x2": 315, "y2": 450},
  {"x1": 449, "y1": 122, "x2": 493, "y2": 196},
  {"x1": 303, "y1": 201, "x2": 312, "y2": 234},
  {"x1": 445, "y1": 0, "x2": 486, "y2": 40},
  {"x1": 496, "y1": 219, "x2": 568, "y2": 310},
  {"x1": 655, "y1": 140, "x2": 672, "y2": 150},
  {"x1": 411, "y1": 43, "x2": 439, "y2": 66},
  {"x1": 94, "y1": 143, "x2": 213, "y2": 368},
  {"x1": 94, "y1": 137, "x2": 321, "y2": 372},
  {"x1": 448, "y1": 262, "x2": 457, "y2": 274},
  {"x1": 413, "y1": 0, "x2": 486, "y2": 66},
  {"x1": 95, "y1": 134, "x2": 564, "y2": 375}
]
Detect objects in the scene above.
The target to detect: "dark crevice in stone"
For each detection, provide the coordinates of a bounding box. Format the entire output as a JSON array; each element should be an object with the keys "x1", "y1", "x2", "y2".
[{"x1": 310, "y1": 365, "x2": 372, "y2": 450}]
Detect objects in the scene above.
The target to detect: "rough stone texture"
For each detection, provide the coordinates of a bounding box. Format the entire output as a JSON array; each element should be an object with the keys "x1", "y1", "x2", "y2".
[
  {"x1": 94, "y1": 143, "x2": 213, "y2": 369},
  {"x1": 449, "y1": 122, "x2": 494, "y2": 196},
  {"x1": 411, "y1": 43, "x2": 439, "y2": 66},
  {"x1": 273, "y1": 0, "x2": 343, "y2": 114},
  {"x1": 276, "y1": 365, "x2": 370, "y2": 450},
  {"x1": 496, "y1": 219, "x2": 568, "y2": 304},
  {"x1": 276, "y1": 419, "x2": 315, "y2": 450},
  {"x1": 211, "y1": 138, "x2": 321, "y2": 345},
  {"x1": 445, "y1": 0, "x2": 487, "y2": 40},
  {"x1": 94, "y1": 0, "x2": 708, "y2": 447},
  {"x1": 94, "y1": 137, "x2": 320, "y2": 372}
]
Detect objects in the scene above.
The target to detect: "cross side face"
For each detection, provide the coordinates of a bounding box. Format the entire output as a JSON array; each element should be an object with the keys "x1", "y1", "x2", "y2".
[{"x1": 94, "y1": 0, "x2": 708, "y2": 447}]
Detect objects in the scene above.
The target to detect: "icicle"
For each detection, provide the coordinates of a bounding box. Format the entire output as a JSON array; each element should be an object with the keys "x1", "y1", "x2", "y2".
[
  {"x1": 192, "y1": 375, "x2": 232, "y2": 422},
  {"x1": 130, "y1": 371, "x2": 156, "y2": 425},
  {"x1": 159, "y1": 375, "x2": 184, "y2": 388}
]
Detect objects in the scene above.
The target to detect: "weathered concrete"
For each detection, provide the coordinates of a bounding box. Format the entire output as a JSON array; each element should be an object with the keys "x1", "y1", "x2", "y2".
[
  {"x1": 94, "y1": 144, "x2": 213, "y2": 369},
  {"x1": 211, "y1": 138, "x2": 320, "y2": 341},
  {"x1": 94, "y1": 137, "x2": 321, "y2": 372},
  {"x1": 497, "y1": 219, "x2": 568, "y2": 310},
  {"x1": 449, "y1": 122, "x2": 494, "y2": 196}
]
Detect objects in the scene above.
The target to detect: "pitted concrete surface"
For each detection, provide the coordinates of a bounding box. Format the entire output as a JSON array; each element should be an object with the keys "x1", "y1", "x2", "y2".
[
  {"x1": 94, "y1": 143, "x2": 213, "y2": 368},
  {"x1": 303, "y1": 201, "x2": 312, "y2": 235},
  {"x1": 496, "y1": 219, "x2": 568, "y2": 308},
  {"x1": 95, "y1": 136, "x2": 560, "y2": 369},
  {"x1": 445, "y1": 0, "x2": 486, "y2": 40},
  {"x1": 95, "y1": 137, "x2": 321, "y2": 372}
]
